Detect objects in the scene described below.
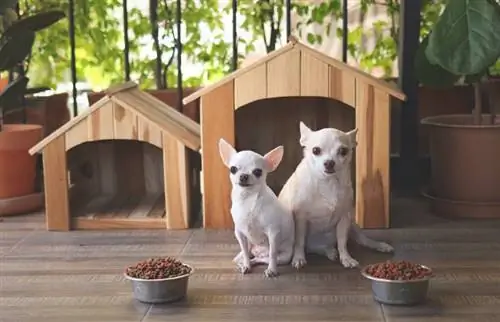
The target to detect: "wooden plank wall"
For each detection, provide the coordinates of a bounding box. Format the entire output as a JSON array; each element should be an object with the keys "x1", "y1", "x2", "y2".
[
  {"x1": 64, "y1": 102, "x2": 163, "y2": 151},
  {"x1": 355, "y1": 80, "x2": 390, "y2": 229},
  {"x1": 200, "y1": 81, "x2": 235, "y2": 229},
  {"x1": 43, "y1": 136, "x2": 70, "y2": 231}
]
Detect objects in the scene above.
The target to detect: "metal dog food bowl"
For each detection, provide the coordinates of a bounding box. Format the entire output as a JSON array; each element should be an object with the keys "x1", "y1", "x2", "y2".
[
  {"x1": 124, "y1": 265, "x2": 194, "y2": 304},
  {"x1": 361, "y1": 264, "x2": 432, "y2": 305}
]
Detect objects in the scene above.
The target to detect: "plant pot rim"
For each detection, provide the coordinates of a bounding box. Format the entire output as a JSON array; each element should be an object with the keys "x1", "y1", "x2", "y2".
[
  {"x1": 361, "y1": 264, "x2": 433, "y2": 284},
  {"x1": 123, "y1": 264, "x2": 194, "y2": 282},
  {"x1": 421, "y1": 114, "x2": 500, "y2": 129},
  {"x1": 1, "y1": 124, "x2": 43, "y2": 132},
  {"x1": 422, "y1": 189, "x2": 500, "y2": 206}
]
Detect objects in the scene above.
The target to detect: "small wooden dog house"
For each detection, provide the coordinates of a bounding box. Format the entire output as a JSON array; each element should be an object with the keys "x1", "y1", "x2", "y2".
[
  {"x1": 183, "y1": 36, "x2": 406, "y2": 230},
  {"x1": 29, "y1": 82, "x2": 200, "y2": 231}
]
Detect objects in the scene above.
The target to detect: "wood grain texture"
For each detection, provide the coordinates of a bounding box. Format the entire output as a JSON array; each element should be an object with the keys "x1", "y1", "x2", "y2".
[
  {"x1": 234, "y1": 63, "x2": 267, "y2": 109},
  {"x1": 355, "y1": 80, "x2": 390, "y2": 229},
  {"x1": 200, "y1": 81, "x2": 234, "y2": 229},
  {"x1": 300, "y1": 51, "x2": 329, "y2": 97},
  {"x1": 42, "y1": 136, "x2": 69, "y2": 231},
  {"x1": 5, "y1": 201, "x2": 500, "y2": 322},
  {"x1": 329, "y1": 66, "x2": 356, "y2": 107},
  {"x1": 138, "y1": 115, "x2": 162, "y2": 148},
  {"x1": 88, "y1": 103, "x2": 114, "y2": 141},
  {"x1": 113, "y1": 102, "x2": 138, "y2": 140},
  {"x1": 266, "y1": 48, "x2": 301, "y2": 98},
  {"x1": 65, "y1": 118, "x2": 88, "y2": 151},
  {"x1": 163, "y1": 132, "x2": 189, "y2": 229}
]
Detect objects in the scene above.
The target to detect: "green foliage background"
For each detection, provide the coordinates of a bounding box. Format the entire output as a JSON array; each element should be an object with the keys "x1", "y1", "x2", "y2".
[{"x1": 26, "y1": 0, "x2": 480, "y2": 91}]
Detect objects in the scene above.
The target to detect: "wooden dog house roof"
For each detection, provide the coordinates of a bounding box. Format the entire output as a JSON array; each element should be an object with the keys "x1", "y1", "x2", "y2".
[
  {"x1": 183, "y1": 36, "x2": 406, "y2": 106},
  {"x1": 29, "y1": 81, "x2": 201, "y2": 155}
]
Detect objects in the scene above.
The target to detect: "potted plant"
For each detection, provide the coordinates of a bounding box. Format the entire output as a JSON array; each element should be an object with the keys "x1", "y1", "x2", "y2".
[
  {"x1": 417, "y1": 0, "x2": 500, "y2": 218},
  {"x1": 124, "y1": 257, "x2": 194, "y2": 304},
  {"x1": 0, "y1": 2, "x2": 65, "y2": 215}
]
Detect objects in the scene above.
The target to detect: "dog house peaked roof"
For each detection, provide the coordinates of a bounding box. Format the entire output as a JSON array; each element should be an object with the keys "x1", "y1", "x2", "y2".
[
  {"x1": 183, "y1": 36, "x2": 406, "y2": 107},
  {"x1": 29, "y1": 81, "x2": 201, "y2": 155}
]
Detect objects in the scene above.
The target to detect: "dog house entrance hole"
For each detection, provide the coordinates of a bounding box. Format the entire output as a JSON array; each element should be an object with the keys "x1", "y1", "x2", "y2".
[
  {"x1": 235, "y1": 96, "x2": 355, "y2": 194},
  {"x1": 67, "y1": 140, "x2": 165, "y2": 227}
]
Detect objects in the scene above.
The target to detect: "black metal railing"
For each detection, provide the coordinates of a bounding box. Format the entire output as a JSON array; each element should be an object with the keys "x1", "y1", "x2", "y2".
[{"x1": 66, "y1": 0, "x2": 352, "y2": 117}]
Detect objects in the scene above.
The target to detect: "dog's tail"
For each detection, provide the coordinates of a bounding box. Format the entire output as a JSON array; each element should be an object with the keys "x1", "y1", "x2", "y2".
[{"x1": 350, "y1": 222, "x2": 394, "y2": 253}]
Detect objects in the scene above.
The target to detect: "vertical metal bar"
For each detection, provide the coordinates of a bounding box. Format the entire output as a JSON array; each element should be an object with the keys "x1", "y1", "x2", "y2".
[
  {"x1": 176, "y1": 0, "x2": 183, "y2": 111},
  {"x1": 69, "y1": 0, "x2": 78, "y2": 117},
  {"x1": 123, "y1": 0, "x2": 131, "y2": 81},
  {"x1": 342, "y1": 0, "x2": 348, "y2": 63},
  {"x1": 285, "y1": 0, "x2": 291, "y2": 38},
  {"x1": 231, "y1": 0, "x2": 238, "y2": 71},
  {"x1": 398, "y1": 0, "x2": 422, "y2": 192}
]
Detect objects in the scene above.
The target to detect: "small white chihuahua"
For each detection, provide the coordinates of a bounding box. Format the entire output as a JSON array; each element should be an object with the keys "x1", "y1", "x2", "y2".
[
  {"x1": 279, "y1": 122, "x2": 393, "y2": 269},
  {"x1": 218, "y1": 138, "x2": 294, "y2": 277}
]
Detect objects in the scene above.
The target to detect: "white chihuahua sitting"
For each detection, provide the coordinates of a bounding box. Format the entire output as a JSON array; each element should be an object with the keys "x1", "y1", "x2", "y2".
[
  {"x1": 279, "y1": 122, "x2": 393, "y2": 269},
  {"x1": 218, "y1": 139, "x2": 295, "y2": 277}
]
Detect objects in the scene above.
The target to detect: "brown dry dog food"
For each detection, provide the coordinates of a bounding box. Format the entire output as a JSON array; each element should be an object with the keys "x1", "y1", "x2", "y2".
[
  {"x1": 126, "y1": 257, "x2": 191, "y2": 280},
  {"x1": 365, "y1": 260, "x2": 432, "y2": 281}
]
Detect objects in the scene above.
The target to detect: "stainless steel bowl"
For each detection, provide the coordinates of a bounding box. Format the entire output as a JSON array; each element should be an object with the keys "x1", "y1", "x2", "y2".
[
  {"x1": 361, "y1": 264, "x2": 432, "y2": 305},
  {"x1": 124, "y1": 265, "x2": 194, "y2": 304}
]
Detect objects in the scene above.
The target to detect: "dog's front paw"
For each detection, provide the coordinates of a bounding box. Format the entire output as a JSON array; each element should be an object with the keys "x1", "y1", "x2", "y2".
[
  {"x1": 264, "y1": 268, "x2": 279, "y2": 278},
  {"x1": 376, "y1": 242, "x2": 394, "y2": 253},
  {"x1": 325, "y1": 248, "x2": 338, "y2": 261},
  {"x1": 236, "y1": 262, "x2": 252, "y2": 274},
  {"x1": 340, "y1": 255, "x2": 359, "y2": 268},
  {"x1": 291, "y1": 255, "x2": 307, "y2": 270}
]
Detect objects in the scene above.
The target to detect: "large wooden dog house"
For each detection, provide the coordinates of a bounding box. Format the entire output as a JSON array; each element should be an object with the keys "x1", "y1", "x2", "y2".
[
  {"x1": 183, "y1": 36, "x2": 406, "y2": 230},
  {"x1": 29, "y1": 82, "x2": 200, "y2": 231}
]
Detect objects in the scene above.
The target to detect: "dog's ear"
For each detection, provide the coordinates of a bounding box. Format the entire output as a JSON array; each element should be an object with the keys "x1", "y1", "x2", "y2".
[
  {"x1": 299, "y1": 121, "x2": 312, "y2": 146},
  {"x1": 346, "y1": 128, "x2": 358, "y2": 148},
  {"x1": 263, "y1": 146, "x2": 284, "y2": 172},
  {"x1": 218, "y1": 138, "x2": 236, "y2": 167}
]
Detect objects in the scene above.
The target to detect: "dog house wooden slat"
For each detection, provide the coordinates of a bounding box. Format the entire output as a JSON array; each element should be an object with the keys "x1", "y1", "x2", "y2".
[
  {"x1": 329, "y1": 66, "x2": 356, "y2": 106},
  {"x1": 301, "y1": 51, "x2": 330, "y2": 97},
  {"x1": 183, "y1": 37, "x2": 406, "y2": 230},
  {"x1": 112, "y1": 90, "x2": 200, "y2": 151},
  {"x1": 234, "y1": 64, "x2": 267, "y2": 109},
  {"x1": 42, "y1": 135, "x2": 70, "y2": 231},
  {"x1": 200, "y1": 81, "x2": 235, "y2": 229},
  {"x1": 266, "y1": 49, "x2": 301, "y2": 98},
  {"x1": 163, "y1": 132, "x2": 190, "y2": 229},
  {"x1": 29, "y1": 81, "x2": 201, "y2": 231},
  {"x1": 89, "y1": 103, "x2": 114, "y2": 140},
  {"x1": 355, "y1": 80, "x2": 391, "y2": 228}
]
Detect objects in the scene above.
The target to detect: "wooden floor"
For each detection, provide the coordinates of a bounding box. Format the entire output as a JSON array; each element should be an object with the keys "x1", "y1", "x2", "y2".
[{"x1": 2, "y1": 196, "x2": 500, "y2": 321}]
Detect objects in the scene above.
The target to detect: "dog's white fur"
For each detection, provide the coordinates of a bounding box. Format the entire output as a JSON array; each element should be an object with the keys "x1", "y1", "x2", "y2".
[
  {"x1": 218, "y1": 139, "x2": 294, "y2": 277},
  {"x1": 279, "y1": 122, "x2": 393, "y2": 269}
]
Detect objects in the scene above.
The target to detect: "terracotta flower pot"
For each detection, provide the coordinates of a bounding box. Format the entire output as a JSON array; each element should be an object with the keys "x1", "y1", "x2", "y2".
[
  {"x1": 422, "y1": 114, "x2": 500, "y2": 218},
  {"x1": 0, "y1": 124, "x2": 43, "y2": 199}
]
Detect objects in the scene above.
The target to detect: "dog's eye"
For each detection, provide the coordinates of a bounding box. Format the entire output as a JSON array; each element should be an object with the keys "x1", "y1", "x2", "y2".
[
  {"x1": 312, "y1": 147, "x2": 321, "y2": 155},
  {"x1": 338, "y1": 146, "x2": 349, "y2": 157},
  {"x1": 230, "y1": 166, "x2": 238, "y2": 174},
  {"x1": 252, "y1": 168, "x2": 262, "y2": 178}
]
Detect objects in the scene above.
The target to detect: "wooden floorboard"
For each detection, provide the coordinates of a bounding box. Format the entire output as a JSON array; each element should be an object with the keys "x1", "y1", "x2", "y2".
[{"x1": 2, "y1": 197, "x2": 500, "y2": 321}]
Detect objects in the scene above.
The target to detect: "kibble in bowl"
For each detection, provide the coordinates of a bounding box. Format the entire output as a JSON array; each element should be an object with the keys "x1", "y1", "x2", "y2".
[
  {"x1": 124, "y1": 257, "x2": 194, "y2": 304},
  {"x1": 361, "y1": 260, "x2": 433, "y2": 305}
]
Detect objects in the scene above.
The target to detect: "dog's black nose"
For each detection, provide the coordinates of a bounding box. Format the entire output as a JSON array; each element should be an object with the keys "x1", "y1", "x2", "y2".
[
  {"x1": 324, "y1": 160, "x2": 335, "y2": 170},
  {"x1": 239, "y1": 174, "x2": 249, "y2": 183}
]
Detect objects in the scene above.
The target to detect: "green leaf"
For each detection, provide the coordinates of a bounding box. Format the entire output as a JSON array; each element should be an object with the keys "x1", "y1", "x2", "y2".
[
  {"x1": 415, "y1": 34, "x2": 460, "y2": 88},
  {"x1": 306, "y1": 32, "x2": 316, "y2": 44},
  {"x1": 0, "y1": 30, "x2": 35, "y2": 72},
  {"x1": 4, "y1": 10, "x2": 65, "y2": 37},
  {"x1": 426, "y1": 0, "x2": 500, "y2": 75}
]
